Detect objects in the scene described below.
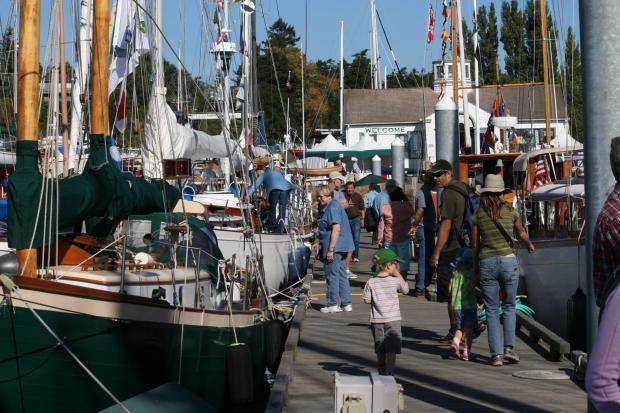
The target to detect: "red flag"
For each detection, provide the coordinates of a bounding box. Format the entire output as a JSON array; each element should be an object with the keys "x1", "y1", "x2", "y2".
[
  {"x1": 427, "y1": 4, "x2": 435, "y2": 44},
  {"x1": 442, "y1": 0, "x2": 450, "y2": 24},
  {"x1": 286, "y1": 78, "x2": 292, "y2": 96},
  {"x1": 114, "y1": 82, "x2": 127, "y2": 133}
]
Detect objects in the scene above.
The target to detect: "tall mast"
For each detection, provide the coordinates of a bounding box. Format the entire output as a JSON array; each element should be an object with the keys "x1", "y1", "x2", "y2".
[
  {"x1": 473, "y1": 0, "x2": 480, "y2": 154},
  {"x1": 451, "y1": 1, "x2": 459, "y2": 107},
  {"x1": 91, "y1": 0, "x2": 109, "y2": 135},
  {"x1": 370, "y1": 0, "x2": 380, "y2": 89},
  {"x1": 540, "y1": 0, "x2": 551, "y2": 145},
  {"x1": 16, "y1": 0, "x2": 40, "y2": 277},
  {"x1": 58, "y1": 0, "x2": 70, "y2": 176},
  {"x1": 154, "y1": 0, "x2": 164, "y2": 91},
  {"x1": 12, "y1": 24, "x2": 17, "y2": 116},
  {"x1": 69, "y1": 0, "x2": 91, "y2": 171},
  {"x1": 339, "y1": 20, "x2": 344, "y2": 136},
  {"x1": 456, "y1": 0, "x2": 471, "y2": 148}
]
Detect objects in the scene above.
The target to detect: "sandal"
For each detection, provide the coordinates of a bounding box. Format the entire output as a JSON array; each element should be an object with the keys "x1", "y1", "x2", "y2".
[
  {"x1": 449, "y1": 341, "x2": 460, "y2": 359},
  {"x1": 462, "y1": 349, "x2": 470, "y2": 361}
]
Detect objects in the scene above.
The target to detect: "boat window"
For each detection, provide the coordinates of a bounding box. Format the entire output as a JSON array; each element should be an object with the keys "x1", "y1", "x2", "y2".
[{"x1": 524, "y1": 198, "x2": 584, "y2": 240}]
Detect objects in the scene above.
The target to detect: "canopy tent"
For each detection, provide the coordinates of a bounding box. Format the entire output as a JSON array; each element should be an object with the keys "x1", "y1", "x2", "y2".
[
  {"x1": 355, "y1": 174, "x2": 385, "y2": 186},
  {"x1": 349, "y1": 135, "x2": 391, "y2": 158},
  {"x1": 142, "y1": 93, "x2": 245, "y2": 179},
  {"x1": 306, "y1": 134, "x2": 353, "y2": 158}
]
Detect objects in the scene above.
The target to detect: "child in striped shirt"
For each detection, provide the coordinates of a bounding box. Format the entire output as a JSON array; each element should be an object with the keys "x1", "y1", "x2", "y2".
[{"x1": 362, "y1": 248, "x2": 410, "y2": 376}]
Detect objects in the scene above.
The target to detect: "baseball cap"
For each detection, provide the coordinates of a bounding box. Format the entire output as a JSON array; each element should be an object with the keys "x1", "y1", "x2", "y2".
[
  {"x1": 373, "y1": 248, "x2": 405, "y2": 269},
  {"x1": 429, "y1": 159, "x2": 453, "y2": 173}
]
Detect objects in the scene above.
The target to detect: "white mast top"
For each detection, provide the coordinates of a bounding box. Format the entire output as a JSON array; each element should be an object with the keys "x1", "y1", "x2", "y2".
[{"x1": 370, "y1": 0, "x2": 380, "y2": 89}]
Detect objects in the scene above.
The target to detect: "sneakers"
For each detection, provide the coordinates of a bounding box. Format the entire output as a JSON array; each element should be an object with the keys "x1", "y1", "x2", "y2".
[
  {"x1": 503, "y1": 348, "x2": 520, "y2": 364},
  {"x1": 347, "y1": 270, "x2": 358, "y2": 279},
  {"x1": 490, "y1": 355, "x2": 503, "y2": 366},
  {"x1": 352, "y1": 257, "x2": 360, "y2": 263},
  {"x1": 412, "y1": 288, "x2": 425, "y2": 297},
  {"x1": 342, "y1": 304, "x2": 353, "y2": 312},
  {"x1": 320, "y1": 305, "x2": 343, "y2": 313}
]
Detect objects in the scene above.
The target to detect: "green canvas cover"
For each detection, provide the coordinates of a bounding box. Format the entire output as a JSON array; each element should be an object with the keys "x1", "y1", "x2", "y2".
[{"x1": 8, "y1": 135, "x2": 180, "y2": 249}]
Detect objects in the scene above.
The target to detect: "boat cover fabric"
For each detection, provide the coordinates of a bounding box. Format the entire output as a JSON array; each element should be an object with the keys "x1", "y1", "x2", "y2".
[
  {"x1": 8, "y1": 135, "x2": 180, "y2": 249},
  {"x1": 142, "y1": 92, "x2": 245, "y2": 179}
]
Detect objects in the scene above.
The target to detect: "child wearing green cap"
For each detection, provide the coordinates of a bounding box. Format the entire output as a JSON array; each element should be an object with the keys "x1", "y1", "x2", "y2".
[{"x1": 362, "y1": 248, "x2": 410, "y2": 376}]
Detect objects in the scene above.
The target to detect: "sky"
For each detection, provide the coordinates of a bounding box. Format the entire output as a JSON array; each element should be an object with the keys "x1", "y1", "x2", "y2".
[{"x1": 0, "y1": 0, "x2": 580, "y2": 82}]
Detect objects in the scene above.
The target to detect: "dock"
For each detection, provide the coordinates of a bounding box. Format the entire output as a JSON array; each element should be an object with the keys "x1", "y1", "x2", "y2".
[{"x1": 273, "y1": 233, "x2": 587, "y2": 413}]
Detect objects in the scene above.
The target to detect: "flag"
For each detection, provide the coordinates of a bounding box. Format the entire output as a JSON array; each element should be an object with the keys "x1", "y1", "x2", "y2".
[
  {"x1": 474, "y1": 43, "x2": 481, "y2": 62},
  {"x1": 286, "y1": 78, "x2": 292, "y2": 97},
  {"x1": 235, "y1": 81, "x2": 245, "y2": 110},
  {"x1": 441, "y1": 27, "x2": 449, "y2": 42},
  {"x1": 108, "y1": 136, "x2": 124, "y2": 171},
  {"x1": 533, "y1": 155, "x2": 551, "y2": 189},
  {"x1": 442, "y1": 0, "x2": 450, "y2": 24},
  {"x1": 114, "y1": 81, "x2": 127, "y2": 133},
  {"x1": 109, "y1": 0, "x2": 150, "y2": 94},
  {"x1": 427, "y1": 4, "x2": 435, "y2": 44}
]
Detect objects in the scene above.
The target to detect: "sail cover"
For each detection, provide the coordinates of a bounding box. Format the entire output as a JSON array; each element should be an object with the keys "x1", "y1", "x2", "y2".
[{"x1": 142, "y1": 92, "x2": 245, "y2": 179}]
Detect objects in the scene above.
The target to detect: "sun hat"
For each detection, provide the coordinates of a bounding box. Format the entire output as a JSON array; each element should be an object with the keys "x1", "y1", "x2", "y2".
[
  {"x1": 480, "y1": 174, "x2": 511, "y2": 193},
  {"x1": 429, "y1": 159, "x2": 453, "y2": 173},
  {"x1": 328, "y1": 171, "x2": 346, "y2": 182},
  {"x1": 373, "y1": 248, "x2": 405, "y2": 270}
]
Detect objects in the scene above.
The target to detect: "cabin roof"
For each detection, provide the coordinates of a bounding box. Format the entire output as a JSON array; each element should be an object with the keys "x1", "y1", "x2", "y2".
[
  {"x1": 467, "y1": 84, "x2": 567, "y2": 121},
  {"x1": 344, "y1": 88, "x2": 438, "y2": 125}
]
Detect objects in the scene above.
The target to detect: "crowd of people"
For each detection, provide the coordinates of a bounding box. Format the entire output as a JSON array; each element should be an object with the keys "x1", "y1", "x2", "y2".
[{"x1": 315, "y1": 158, "x2": 542, "y2": 375}]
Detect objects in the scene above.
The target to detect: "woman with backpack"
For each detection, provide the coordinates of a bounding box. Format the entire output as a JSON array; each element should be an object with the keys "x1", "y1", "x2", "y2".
[
  {"x1": 470, "y1": 174, "x2": 535, "y2": 366},
  {"x1": 586, "y1": 267, "x2": 620, "y2": 412},
  {"x1": 377, "y1": 187, "x2": 415, "y2": 280}
]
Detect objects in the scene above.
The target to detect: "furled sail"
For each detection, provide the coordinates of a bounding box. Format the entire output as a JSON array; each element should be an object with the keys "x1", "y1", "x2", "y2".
[{"x1": 141, "y1": 91, "x2": 245, "y2": 179}]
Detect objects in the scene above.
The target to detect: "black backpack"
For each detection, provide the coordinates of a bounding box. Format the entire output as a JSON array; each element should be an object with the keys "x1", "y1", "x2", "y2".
[{"x1": 364, "y1": 207, "x2": 378, "y2": 232}]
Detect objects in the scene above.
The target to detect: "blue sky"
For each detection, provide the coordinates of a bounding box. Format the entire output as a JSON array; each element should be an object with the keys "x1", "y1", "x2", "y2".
[{"x1": 1, "y1": 0, "x2": 579, "y2": 82}]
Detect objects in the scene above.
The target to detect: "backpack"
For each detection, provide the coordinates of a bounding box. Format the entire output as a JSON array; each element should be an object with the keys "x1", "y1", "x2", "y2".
[
  {"x1": 364, "y1": 207, "x2": 378, "y2": 232},
  {"x1": 445, "y1": 188, "x2": 473, "y2": 248}
]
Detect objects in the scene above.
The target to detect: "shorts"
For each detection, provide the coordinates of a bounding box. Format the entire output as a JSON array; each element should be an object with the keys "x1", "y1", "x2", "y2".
[
  {"x1": 371, "y1": 321, "x2": 402, "y2": 355},
  {"x1": 453, "y1": 308, "x2": 477, "y2": 331}
]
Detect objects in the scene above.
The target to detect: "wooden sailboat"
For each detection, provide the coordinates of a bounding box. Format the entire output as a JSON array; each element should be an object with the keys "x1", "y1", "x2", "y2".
[{"x1": 0, "y1": 2, "x2": 268, "y2": 411}]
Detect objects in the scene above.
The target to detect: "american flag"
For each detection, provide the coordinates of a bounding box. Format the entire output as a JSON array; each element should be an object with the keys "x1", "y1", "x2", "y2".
[{"x1": 533, "y1": 155, "x2": 552, "y2": 189}]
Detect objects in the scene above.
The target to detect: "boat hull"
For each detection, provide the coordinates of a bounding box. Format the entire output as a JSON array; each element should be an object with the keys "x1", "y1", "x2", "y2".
[
  {"x1": 517, "y1": 238, "x2": 587, "y2": 340},
  {"x1": 0, "y1": 281, "x2": 266, "y2": 412}
]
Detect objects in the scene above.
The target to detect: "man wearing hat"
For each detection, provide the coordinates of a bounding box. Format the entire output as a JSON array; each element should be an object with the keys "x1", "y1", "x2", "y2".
[
  {"x1": 428, "y1": 160, "x2": 469, "y2": 338},
  {"x1": 328, "y1": 171, "x2": 348, "y2": 206}
]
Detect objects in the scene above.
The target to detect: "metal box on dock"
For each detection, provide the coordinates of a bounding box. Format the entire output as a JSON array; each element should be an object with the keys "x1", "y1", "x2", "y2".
[{"x1": 334, "y1": 372, "x2": 403, "y2": 413}]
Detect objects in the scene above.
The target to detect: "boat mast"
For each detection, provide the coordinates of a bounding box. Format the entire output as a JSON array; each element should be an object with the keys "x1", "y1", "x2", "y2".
[
  {"x1": 451, "y1": 1, "x2": 459, "y2": 109},
  {"x1": 339, "y1": 20, "x2": 344, "y2": 136},
  {"x1": 58, "y1": 0, "x2": 70, "y2": 176},
  {"x1": 540, "y1": 0, "x2": 552, "y2": 145},
  {"x1": 91, "y1": 0, "x2": 109, "y2": 136},
  {"x1": 456, "y1": 0, "x2": 471, "y2": 149},
  {"x1": 473, "y1": 0, "x2": 480, "y2": 154},
  {"x1": 69, "y1": 0, "x2": 91, "y2": 172},
  {"x1": 16, "y1": 0, "x2": 40, "y2": 277},
  {"x1": 369, "y1": 0, "x2": 380, "y2": 89}
]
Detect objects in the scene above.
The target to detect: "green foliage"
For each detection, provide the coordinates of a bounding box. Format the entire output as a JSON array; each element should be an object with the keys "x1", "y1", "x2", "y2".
[
  {"x1": 523, "y1": 0, "x2": 559, "y2": 82},
  {"x1": 462, "y1": 19, "x2": 474, "y2": 62},
  {"x1": 477, "y1": 4, "x2": 499, "y2": 84},
  {"x1": 562, "y1": 26, "x2": 582, "y2": 141},
  {"x1": 500, "y1": 0, "x2": 525, "y2": 80}
]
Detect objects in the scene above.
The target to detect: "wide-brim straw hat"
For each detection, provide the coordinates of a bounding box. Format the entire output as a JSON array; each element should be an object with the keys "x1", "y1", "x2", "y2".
[
  {"x1": 480, "y1": 174, "x2": 511, "y2": 193},
  {"x1": 328, "y1": 171, "x2": 347, "y2": 182}
]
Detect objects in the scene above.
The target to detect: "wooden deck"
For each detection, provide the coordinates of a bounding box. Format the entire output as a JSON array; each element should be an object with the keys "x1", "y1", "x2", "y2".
[{"x1": 282, "y1": 233, "x2": 587, "y2": 413}]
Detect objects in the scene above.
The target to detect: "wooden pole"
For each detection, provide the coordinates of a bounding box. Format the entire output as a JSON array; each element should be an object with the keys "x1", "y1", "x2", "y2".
[
  {"x1": 540, "y1": 0, "x2": 552, "y2": 145},
  {"x1": 16, "y1": 0, "x2": 40, "y2": 277},
  {"x1": 58, "y1": 0, "x2": 70, "y2": 176},
  {"x1": 451, "y1": 0, "x2": 459, "y2": 104},
  {"x1": 459, "y1": 81, "x2": 545, "y2": 90},
  {"x1": 91, "y1": 0, "x2": 109, "y2": 135}
]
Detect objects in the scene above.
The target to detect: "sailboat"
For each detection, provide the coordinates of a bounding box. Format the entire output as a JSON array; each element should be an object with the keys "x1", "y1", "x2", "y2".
[{"x1": 0, "y1": 1, "x2": 269, "y2": 411}]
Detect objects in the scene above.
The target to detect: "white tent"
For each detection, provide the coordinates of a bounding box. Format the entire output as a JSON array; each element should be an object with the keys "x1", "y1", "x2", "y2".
[
  {"x1": 307, "y1": 134, "x2": 347, "y2": 154},
  {"x1": 142, "y1": 92, "x2": 245, "y2": 179},
  {"x1": 350, "y1": 135, "x2": 388, "y2": 152}
]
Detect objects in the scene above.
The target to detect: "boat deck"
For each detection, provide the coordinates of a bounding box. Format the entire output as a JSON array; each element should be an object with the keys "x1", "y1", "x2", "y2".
[{"x1": 281, "y1": 233, "x2": 587, "y2": 412}]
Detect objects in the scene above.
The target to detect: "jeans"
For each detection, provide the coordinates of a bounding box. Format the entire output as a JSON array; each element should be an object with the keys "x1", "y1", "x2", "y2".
[
  {"x1": 349, "y1": 216, "x2": 361, "y2": 259},
  {"x1": 479, "y1": 255, "x2": 519, "y2": 356},
  {"x1": 415, "y1": 229, "x2": 426, "y2": 291},
  {"x1": 325, "y1": 252, "x2": 352, "y2": 307},
  {"x1": 385, "y1": 240, "x2": 410, "y2": 274},
  {"x1": 268, "y1": 189, "x2": 290, "y2": 233}
]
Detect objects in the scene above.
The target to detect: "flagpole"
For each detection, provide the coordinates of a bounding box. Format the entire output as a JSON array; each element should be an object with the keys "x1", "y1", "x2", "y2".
[
  {"x1": 58, "y1": 0, "x2": 70, "y2": 176},
  {"x1": 473, "y1": 0, "x2": 480, "y2": 154},
  {"x1": 456, "y1": 0, "x2": 471, "y2": 149},
  {"x1": 339, "y1": 20, "x2": 344, "y2": 137},
  {"x1": 285, "y1": 70, "x2": 291, "y2": 174}
]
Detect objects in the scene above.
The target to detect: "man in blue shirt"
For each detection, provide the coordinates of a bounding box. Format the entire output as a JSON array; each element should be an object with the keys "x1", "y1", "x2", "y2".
[
  {"x1": 317, "y1": 184, "x2": 354, "y2": 313},
  {"x1": 251, "y1": 164, "x2": 293, "y2": 233},
  {"x1": 372, "y1": 179, "x2": 397, "y2": 220}
]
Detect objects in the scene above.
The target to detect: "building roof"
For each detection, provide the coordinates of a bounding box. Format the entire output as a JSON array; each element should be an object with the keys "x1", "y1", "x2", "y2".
[
  {"x1": 344, "y1": 88, "x2": 438, "y2": 125},
  {"x1": 467, "y1": 84, "x2": 567, "y2": 121}
]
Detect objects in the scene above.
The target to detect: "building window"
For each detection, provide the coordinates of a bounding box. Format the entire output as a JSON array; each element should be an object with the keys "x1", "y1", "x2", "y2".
[
  {"x1": 446, "y1": 64, "x2": 453, "y2": 80},
  {"x1": 465, "y1": 63, "x2": 470, "y2": 81}
]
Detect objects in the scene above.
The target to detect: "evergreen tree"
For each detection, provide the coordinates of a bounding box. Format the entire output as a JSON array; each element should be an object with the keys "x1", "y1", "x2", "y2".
[
  {"x1": 344, "y1": 50, "x2": 372, "y2": 89},
  {"x1": 500, "y1": 0, "x2": 525, "y2": 81},
  {"x1": 264, "y1": 18, "x2": 300, "y2": 49},
  {"x1": 563, "y1": 26, "x2": 582, "y2": 141},
  {"x1": 462, "y1": 19, "x2": 474, "y2": 62},
  {"x1": 477, "y1": 4, "x2": 499, "y2": 84},
  {"x1": 523, "y1": 0, "x2": 559, "y2": 82}
]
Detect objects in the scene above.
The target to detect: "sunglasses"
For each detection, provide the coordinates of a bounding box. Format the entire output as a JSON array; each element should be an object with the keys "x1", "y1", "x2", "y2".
[{"x1": 432, "y1": 170, "x2": 447, "y2": 178}]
